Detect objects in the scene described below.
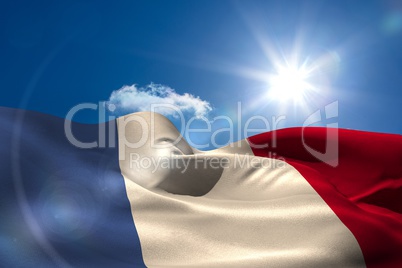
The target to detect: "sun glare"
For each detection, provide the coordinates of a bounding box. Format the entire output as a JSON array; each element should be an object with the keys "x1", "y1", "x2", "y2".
[{"x1": 268, "y1": 66, "x2": 312, "y2": 103}]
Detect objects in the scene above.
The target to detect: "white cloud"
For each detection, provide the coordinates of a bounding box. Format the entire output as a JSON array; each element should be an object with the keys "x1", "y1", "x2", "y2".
[{"x1": 107, "y1": 83, "x2": 212, "y2": 118}]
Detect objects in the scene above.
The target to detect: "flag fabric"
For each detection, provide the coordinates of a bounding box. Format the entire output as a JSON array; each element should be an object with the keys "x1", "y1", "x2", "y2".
[{"x1": 1, "y1": 107, "x2": 401, "y2": 267}]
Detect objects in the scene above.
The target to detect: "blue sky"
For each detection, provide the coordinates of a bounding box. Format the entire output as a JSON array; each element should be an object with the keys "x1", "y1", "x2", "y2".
[{"x1": 1, "y1": 0, "x2": 402, "y2": 148}]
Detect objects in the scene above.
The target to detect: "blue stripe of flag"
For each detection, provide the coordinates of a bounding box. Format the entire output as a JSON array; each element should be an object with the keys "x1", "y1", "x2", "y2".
[{"x1": 0, "y1": 107, "x2": 145, "y2": 267}]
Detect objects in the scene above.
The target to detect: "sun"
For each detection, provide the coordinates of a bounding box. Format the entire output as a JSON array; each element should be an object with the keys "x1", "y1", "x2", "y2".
[{"x1": 268, "y1": 65, "x2": 312, "y2": 103}]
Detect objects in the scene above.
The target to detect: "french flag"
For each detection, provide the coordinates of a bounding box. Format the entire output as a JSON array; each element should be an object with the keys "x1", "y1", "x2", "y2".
[{"x1": 1, "y1": 107, "x2": 401, "y2": 267}]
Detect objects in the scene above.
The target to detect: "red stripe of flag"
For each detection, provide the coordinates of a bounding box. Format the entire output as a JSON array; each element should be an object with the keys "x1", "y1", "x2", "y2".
[{"x1": 248, "y1": 127, "x2": 402, "y2": 268}]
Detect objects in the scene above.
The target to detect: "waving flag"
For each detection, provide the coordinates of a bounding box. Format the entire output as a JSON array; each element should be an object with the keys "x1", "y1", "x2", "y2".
[{"x1": 1, "y1": 107, "x2": 401, "y2": 267}]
